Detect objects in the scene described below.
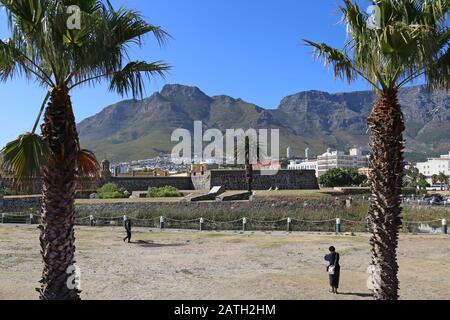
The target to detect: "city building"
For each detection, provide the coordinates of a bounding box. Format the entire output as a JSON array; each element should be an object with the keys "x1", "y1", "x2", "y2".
[
  {"x1": 416, "y1": 151, "x2": 450, "y2": 184},
  {"x1": 316, "y1": 147, "x2": 369, "y2": 177},
  {"x1": 287, "y1": 147, "x2": 293, "y2": 159},
  {"x1": 305, "y1": 147, "x2": 311, "y2": 160},
  {"x1": 288, "y1": 159, "x2": 318, "y2": 177},
  {"x1": 113, "y1": 163, "x2": 131, "y2": 175}
]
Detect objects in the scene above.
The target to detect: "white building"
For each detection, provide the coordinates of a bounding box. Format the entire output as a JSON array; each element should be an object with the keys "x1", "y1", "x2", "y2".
[
  {"x1": 288, "y1": 159, "x2": 318, "y2": 177},
  {"x1": 416, "y1": 151, "x2": 450, "y2": 184},
  {"x1": 113, "y1": 163, "x2": 131, "y2": 174},
  {"x1": 287, "y1": 147, "x2": 293, "y2": 159},
  {"x1": 305, "y1": 147, "x2": 311, "y2": 160},
  {"x1": 317, "y1": 147, "x2": 369, "y2": 177}
]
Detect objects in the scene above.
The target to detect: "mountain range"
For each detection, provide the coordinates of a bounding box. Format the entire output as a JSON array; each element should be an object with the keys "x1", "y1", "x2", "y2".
[{"x1": 78, "y1": 84, "x2": 450, "y2": 163}]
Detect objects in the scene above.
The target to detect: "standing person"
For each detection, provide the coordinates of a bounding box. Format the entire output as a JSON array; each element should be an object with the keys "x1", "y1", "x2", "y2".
[
  {"x1": 324, "y1": 246, "x2": 340, "y2": 294},
  {"x1": 123, "y1": 218, "x2": 133, "y2": 243}
]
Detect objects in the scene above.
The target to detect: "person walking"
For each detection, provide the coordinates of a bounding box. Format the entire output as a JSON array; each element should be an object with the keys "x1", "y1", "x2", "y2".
[
  {"x1": 324, "y1": 246, "x2": 340, "y2": 294},
  {"x1": 123, "y1": 218, "x2": 133, "y2": 243}
]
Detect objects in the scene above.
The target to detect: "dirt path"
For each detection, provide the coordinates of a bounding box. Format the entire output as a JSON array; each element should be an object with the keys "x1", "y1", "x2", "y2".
[{"x1": 0, "y1": 225, "x2": 449, "y2": 300}]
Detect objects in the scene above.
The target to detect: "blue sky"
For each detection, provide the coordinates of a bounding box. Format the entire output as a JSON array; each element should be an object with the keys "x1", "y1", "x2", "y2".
[{"x1": 0, "y1": 0, "x2": 414, "y2": 147}]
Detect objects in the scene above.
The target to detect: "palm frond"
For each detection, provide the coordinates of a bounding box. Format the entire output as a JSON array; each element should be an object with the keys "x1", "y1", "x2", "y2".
[
  {"x1": 109, "y1": 61, "x2": 171, "y2": 98},
  {"x1": 305, "y1": 0, "x2": 450, "y2": 91},
  {"x1": 75, "y1": 149, "x2": 101, "y2": 180},
  {"x1": 303, "y1": 40, "x2": 359, "y2": 84},
  {"x1": 0, "y1": 133, "x2": 49, "y2": 187}
]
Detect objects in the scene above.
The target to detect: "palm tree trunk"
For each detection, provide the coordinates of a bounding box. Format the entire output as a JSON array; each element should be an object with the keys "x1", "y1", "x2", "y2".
[
  {"x1": 245, "y1": 137, "x2": 253, "y2": 192},
  {"x1": 37, "y1": 86, "x2": 81, "y2": 300},
  {"x1": 367, "y1": 89, "x2": 404, "y2": 300}
]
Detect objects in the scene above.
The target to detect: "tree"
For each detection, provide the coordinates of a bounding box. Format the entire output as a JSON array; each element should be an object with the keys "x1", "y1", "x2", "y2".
[
  {"x1": 304, "y1": 0, "x2": 449, "y2": 300},
  {"x1": 407, "y1": 167, "x2": 420, "y2": 188},
  {"x1": 438, "y1": 172, "x2": 449, "y2": 190},
  {"x1": 417, "y1": 174, "x2": 431, "y2": 193},
  {"x1": 432, "y1": 174, "x2": 439, "y2": 186},
  {"x1": 0, "y1": 0, "x2": 169, "y2": 300},
  {"x1": 319, "y1": 168, "x2": 366, "y2": 187},
  {"x1": 244, "y1": 136, "x2": 253, "y2": 192}
]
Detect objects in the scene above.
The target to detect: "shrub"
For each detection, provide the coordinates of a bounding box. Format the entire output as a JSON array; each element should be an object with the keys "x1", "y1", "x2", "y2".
[
  {"x1": 3, "y1": 188, "x2": 26, "y2": 196},
  {"x1": 97, "y1": 183, "x2": 129, "y2": 199},
  {"x1": 147, "y1": 186, "x2": 183, "y2": 198},
  {"x1": 319, "y1": 168, "x2": 367, "y2": 188}
]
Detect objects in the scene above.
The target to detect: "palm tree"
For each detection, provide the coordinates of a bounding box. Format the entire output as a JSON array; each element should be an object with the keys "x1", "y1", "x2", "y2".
[
  {"x1": 245, "y1": 136, "x2": 253, "y2": 192},
  {"x1": 432, "y1": 174, "x2": 439, "y2": 186},
  {"x1": 438, "y1": 171, "x2": 449, "y2": 190},
  {"x1": 0, "y1": 0, "x2": 169, "y2": 300},
  {"x1": 407, "y1": 167, "x2": 421, "y2": 189},
  {"x1": 304, "y1": 0, "x2": 449, "y2": 300}
]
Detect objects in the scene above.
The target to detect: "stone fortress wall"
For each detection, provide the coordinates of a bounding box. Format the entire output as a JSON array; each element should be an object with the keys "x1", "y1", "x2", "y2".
[
  {"x1": 0, "y1": 161, "x2": 319, "y2": 209},
  {"x1": 106, "y1": 169, "x2": 319, "y2": 192},
  {"x1": 209, "y1": 170, "x2": 319, "y2": 191}
]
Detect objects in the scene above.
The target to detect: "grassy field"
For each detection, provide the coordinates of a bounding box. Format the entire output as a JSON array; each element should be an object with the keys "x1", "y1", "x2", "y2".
[{"x1": 1, "y1": 225, "x2": 449, "y2": 300}]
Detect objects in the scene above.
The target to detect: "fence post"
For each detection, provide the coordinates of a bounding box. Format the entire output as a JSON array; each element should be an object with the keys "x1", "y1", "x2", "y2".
[
  {"x1": 89, "y1": 215, "x2": 94, "y2": 227},
  {"x1": 160, "y1": 216, "x2": 165, "y2": 230},
  {"x1": 199, "y1": 217, "x2": 204, "y2": 231},
  {"x1": 442, "y1": 219, "x2": 448, "y2": 235},
  {"x1": 336, "y1": 218, "x2": 341, "y2": 235},
  {"x1": 242, "y1": 218, "x2": 247, "y2": 232},
  {"x1": 1, "y1": 213, "x2": 4, "y2": 224},
  {"x1": 287, "y1": 218, "x2": 292, "y2": 232}
]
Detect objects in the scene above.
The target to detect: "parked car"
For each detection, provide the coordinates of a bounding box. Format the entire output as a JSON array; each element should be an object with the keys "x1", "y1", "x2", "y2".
[{"x1": 429, "y1": 194, "x2": 444, "y2": 206}]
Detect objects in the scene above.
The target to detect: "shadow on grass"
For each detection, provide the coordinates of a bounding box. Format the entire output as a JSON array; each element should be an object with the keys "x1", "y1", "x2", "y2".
[
  {"x1": 339, "y1": 292, "x2": 373, "y2": 298},
  {"x1": 133, "y1": 240, "x2": 188, "y2": 248}
]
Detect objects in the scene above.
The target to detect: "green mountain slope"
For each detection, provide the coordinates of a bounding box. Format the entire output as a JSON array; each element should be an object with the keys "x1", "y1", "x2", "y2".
[{"x1": 78, "y1": 84, "x2": 450, "y2": 162}]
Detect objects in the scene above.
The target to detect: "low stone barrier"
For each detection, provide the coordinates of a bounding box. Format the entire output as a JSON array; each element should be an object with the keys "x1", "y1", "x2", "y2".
[
  {"x1": 74, "y1": 198, "x2": 339, "y2": 218},
  {"x1": 1, "y1": 196, "x2": 41, "y2": 211}
]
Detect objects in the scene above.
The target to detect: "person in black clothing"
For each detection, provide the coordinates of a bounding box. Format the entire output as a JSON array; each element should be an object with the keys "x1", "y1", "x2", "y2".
[
  {"x1": 123, "y1": 219, "x2": 132, "y2": 243},
  {"x1": 324, "y1": 246, "x2": 340, "y2": 294}
]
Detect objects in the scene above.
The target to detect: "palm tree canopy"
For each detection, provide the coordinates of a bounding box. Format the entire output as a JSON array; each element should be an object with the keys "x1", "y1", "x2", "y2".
[
  {"x1": 0, "y1": 0, "x2": 170, "y2": 96},
  {"x1": 0, "y1": 0, "x2": 170, "y2": 183},
  {"x1": 304, "y1": 0, "x2": 449, "y2": 92}
]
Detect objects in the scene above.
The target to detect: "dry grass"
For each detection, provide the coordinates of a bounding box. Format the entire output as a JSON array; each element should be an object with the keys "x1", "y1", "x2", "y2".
[
  {"x1": 0, "y1": 225, "x2": 449, "y2": 300},
  {"x1": 253, "y1": 190, "x2": 335, "y2": 200},
  {"x1": 75, "y1": 197, "x2": 183, "y2": 205}
]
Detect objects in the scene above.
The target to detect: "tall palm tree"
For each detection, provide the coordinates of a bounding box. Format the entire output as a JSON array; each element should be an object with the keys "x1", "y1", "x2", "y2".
[
  {"x1": 245, "y1": 136, "x2": 253, "y2": 192},
  {"x1": 304, "y1": 0, "x2": 449, "y2": 300},
  {"x1": 0, "y1": 0, "x2": 169, "y2": 300}
]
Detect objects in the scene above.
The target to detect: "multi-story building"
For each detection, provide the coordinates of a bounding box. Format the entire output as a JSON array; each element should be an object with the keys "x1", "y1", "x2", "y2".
[
  {"x1": 316, "y1": 147, "x2": 369, "y2": 177},
  {"x1": 287, "y1": 147, "x2": 293, "y2": 159},
  {"x1": 416, "y1": 151, "x2": 450, "y2": 184},
  {"x1": 288, "y1": 159, "x2": 318, "y2": 177}
]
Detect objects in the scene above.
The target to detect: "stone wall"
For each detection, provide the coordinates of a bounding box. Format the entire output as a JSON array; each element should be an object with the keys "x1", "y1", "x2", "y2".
[
  {"x1": 0, "y1": 169, "x2": 319, "y2": 197},
  {"x1": 0, "y1": 196, "x2": 41, "y2": 211},
  {"x1": 191, "y1": 173, "x2": 211, "y2": 191},
  {"x1": 109, "y1": 176, "x2": 193, "y2": 192},
  {"x1": 75, "y1": 199, "x2": 338, "y2": 218},
  {"x1": 209, "y1": 170, "x2": 319, "y2": 190}
]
